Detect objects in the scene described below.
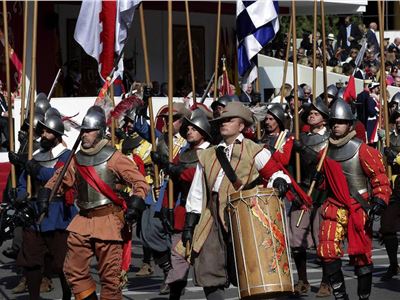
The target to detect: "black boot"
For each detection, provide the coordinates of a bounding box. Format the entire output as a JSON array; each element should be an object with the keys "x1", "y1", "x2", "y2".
[
  {"x1": 324, "y1": 260, "x2": 349, "y2": 300},
  {"x1": 25, "y1": 267, "x2": 42, "y2": 300},
  {"x1": 381, "y1": 234, "x2": 399, "y2": 281},
  {"x1": 59, "y1": 273, "x2": 72, "y2": 300},
  {"x1": 169, "y1": 281, "x2": 186, "y2": 300},
  {"x1": 83, "y1": 292, "x2": 98, "y2": 300},
  {"x1": 153, "y1": 250, "x2": 172, "y2": 295},
  {"x1": 356, "y1": 265, "x2": 372, "y2": 300}
]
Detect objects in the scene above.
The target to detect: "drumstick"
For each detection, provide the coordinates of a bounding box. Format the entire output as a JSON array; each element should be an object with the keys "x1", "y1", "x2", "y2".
[{"x1": 296, "y1": 145, "x2": 329, "y2": 227}]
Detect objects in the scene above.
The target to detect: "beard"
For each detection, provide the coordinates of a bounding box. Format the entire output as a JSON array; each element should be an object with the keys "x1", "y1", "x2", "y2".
[{"x1": 40, "y1": 137, "x2": 55, "y2": 150}]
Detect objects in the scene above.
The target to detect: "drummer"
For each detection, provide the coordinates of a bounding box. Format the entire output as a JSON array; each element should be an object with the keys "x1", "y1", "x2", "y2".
[{"x1": 184, "y1": 102, "x2": 310, "y2": 299}]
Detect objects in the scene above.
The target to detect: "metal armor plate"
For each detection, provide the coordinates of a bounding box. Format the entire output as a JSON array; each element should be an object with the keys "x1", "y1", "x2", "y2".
[
  {"x1": 390, "y1": 133, "x2": 400, "y2": 153},
  {"x1": 261, "y1": 134, "x2": 279, "y2": 153},
  {"x1": 75, "y1": 146, "x2": 117, "y2": 209},
  {"x1": 328, "y1": 138, "x2": 369, "y2": 193},
  {"x1": 179, "y1": 148, "x2": 199, "y2": 165},
  {"x1": 300, "y1": 130, "x2": 329, "y2": 153}
]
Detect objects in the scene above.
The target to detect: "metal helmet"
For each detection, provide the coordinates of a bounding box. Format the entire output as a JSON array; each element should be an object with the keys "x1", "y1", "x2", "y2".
[
  {"x1": 326, "y1": 84, "x2": 338, "y2": 98},
  {"x1": 266, "y1": 104, "x2": 285, "y2": 130},
  {"x1": 287, "y1": 86, "x2": 306, "y2": 101},
  {"x1": 391, "y1": 92, "x2": 400, "y2": 105},
  {"x1": 179, "y1": 108, "x2": 212, "y2": 141},
  {"x1": 34, "y1": 93, "x2": 50, "y2": 115},
  {"x1": 390, "y1": 107, "x2": 400, "y2": 123},
  {"x1": 211, "y1": 95, "x2": 233, "y2": 110},
  {"x1": 37, "y1": 114, "x2": 65, "y2": 136},
  {"x1": 44, "y1": 107, "x2": 61, "y2": 119},
  {"x1": 329, "y1": 98, "x2": 355, "y2": 122},
  {"x1": 337, "y1": 87, "x2": 345, "y2": 100},
  {"x1": 311, "y1": 97, "x2": 329, "y2": 119},
  {"x1": 81, "y1": 105, "x2": 107, "y2": 131},
  {"x1": 124, "y1": 108, "x2": 136, "y2": 123}
]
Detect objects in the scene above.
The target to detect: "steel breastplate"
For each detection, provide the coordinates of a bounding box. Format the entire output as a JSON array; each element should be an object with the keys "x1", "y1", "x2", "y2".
[
  {"x1": 300, "y1": 130, "x2": 329, "y2": 153},
  {"x1": 179, "y1": 148, "x2": 199, "y2": 166},
  {"x1": 75, "y1": 146, "x2": 117, "y2": 210},
  {"x1": 390, "y1": 133, "x2": 400, "y2": 153},
  {"x1": 261, "y1": 134, "x2": 278, "y2": 152},
  {"x1": 328, "y1": 138, "x2": 369, "y2": 194}
]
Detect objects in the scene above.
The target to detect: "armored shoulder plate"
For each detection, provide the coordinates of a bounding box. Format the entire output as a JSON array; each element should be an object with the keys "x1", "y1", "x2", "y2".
[
  {"x1": 300, "y1": 130, "x2": 329, "y2": 153},
  {"x1": 179, "y1": 148, "x2": 199, "y2": 164},
  {"x1": 75, "y1": 145, "x2": 116, "y2": 166},
  {"x1": 261, "y1": 134, "x2": 278, "y2": 152},
  {"x1": 157, "y1": 134, "x2": 169, "y2": 158},
  {"x1": 390, "y1": 133, "x2": 400, "y2": 153},
  {"x1": 328, "y1": 138, "x2": 362, "y2": 162},
  {"x1": 33, "y1": 147, "x2": 69, "y2": 168}
]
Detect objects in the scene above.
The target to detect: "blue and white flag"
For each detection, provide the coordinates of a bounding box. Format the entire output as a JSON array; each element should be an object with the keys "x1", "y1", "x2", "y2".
[{"x1": 236, "y1": 0, "x2": 279, "y2": 84}]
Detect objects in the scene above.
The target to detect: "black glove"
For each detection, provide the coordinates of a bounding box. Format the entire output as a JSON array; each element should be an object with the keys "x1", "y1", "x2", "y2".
[
  {"x1": 36, "y1": 187, "x2": 51, "y2": 218},
  {"x1": 165, "y1": 163, "x2": 186, "y2": 181},
  {"x1": 384, "y1": 147, "x2": 397, "y2": 165},
  {"x1": 368, "y1": 197, "x2": 387, "y2": 219},
  {"x1": 161, "y1": 207, "x2": 174, "y2": 234},
  {"x1": 293, "y1": 140, "x2": 319, "y2": 165},
  {"x1": 115, "y1": 128, "x2": 127, "y2": 141},
  {"x1": 182, "y1": 212, "x2": 200, "y2": 245},
  {"x1": 143, "y1": 86, "x2": 153, "y2": 102},
  {"x1": 150, "y1": 151, "x2": 169, "y2": 169},
  {"x1": 312, "y1": 171, "x2": 324, "y2": 187},
  {"x1": 273, "y1": 177, "x2": 289, "y2": 198},
  {"x1": 18, "y1": 130, "x2": 28, "y2": 145},
  {"x1": 25, "y1": 159, "x2": 42, "y2": 177},
  {"x1": 125, "y1": 195, "x2": 146, "y2": 224},
  {"x1": 8, "y1": 151, "x2": 28, "y2": 168}
]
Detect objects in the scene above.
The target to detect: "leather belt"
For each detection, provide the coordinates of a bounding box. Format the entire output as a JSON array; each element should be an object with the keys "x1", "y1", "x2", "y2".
[{"x1": 79, "y1": 204, "x2": 122, "y2": 218}]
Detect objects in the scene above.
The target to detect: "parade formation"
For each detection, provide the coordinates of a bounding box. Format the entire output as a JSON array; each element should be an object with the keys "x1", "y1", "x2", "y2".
[{"x1": 1, "y1": 0, "x2": 400, "y2": 300}]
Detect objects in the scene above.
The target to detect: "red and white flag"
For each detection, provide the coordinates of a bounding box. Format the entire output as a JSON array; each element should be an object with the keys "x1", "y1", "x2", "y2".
[{"x1": 74, "y1": 0, "x2": 140, "y2": 82}]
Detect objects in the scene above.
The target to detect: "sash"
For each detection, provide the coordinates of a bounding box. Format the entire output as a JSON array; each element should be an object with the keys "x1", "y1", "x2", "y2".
[{"x1": 75, "y1": 161, "x2": 131, "y2": 272}]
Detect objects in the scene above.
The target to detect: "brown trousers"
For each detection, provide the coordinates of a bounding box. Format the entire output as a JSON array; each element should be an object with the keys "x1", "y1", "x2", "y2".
[{"x1": 64, "y1": 231, "x2": 123, "y2": 300}]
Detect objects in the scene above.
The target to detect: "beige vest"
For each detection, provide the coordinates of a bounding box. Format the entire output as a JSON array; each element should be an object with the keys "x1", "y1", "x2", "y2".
[{"x1": 192, "y1": 138, "x2": 262, "y2": 253}]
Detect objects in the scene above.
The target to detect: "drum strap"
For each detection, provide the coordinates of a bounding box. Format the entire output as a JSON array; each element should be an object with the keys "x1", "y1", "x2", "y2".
[{"x1": 215, "y1": 146, "x2": 243, "y2": 191}]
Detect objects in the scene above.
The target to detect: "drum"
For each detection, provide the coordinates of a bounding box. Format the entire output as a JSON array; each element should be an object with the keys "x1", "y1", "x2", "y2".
[{"x1": 228, "y1": 187, "x2": 294, "y2": 299}]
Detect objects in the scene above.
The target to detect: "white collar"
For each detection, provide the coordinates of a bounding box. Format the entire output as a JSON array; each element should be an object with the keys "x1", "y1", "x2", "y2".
[
  {"x1": 218, "y1": 133, "x2": 244, "y2": 148},
  {"x1": 198, "y1": 141, "x2": 210, "y2": 150}
]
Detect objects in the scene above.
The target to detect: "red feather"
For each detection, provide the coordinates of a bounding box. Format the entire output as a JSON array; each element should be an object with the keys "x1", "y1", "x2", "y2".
[{"x1": 108, "y1": 95, "x2": 144, "y2": 124}]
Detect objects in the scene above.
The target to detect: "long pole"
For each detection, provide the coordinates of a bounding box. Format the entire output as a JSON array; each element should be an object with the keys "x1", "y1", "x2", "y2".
[
  {"x1": 320, "y1": 0, "x2": 328, "y2": 104},
  {"x1": 20, "y1": 0, "x2": 28, "y2": 121},
  {"x1": 213, "y1": 0, "x2": 221, "y2": 101},
  {"x1": 280, "y1": 16, "x2": 293, "y2": 104},
  {"x1": 27, "y1": 0, "x2": 38, "y2": 195},
  {"x1": 312, "y1": 0, "x2": 317, "y2": 104},
  {"x1": 167, "y1": 0, "x2": 174, "y2": 211},
  {"x1": 378, "y1": 0, "x2": 391, "y2": 177},
  {"x1": 2, "y1": 1, "x2": 16, "y2": 188},
  {"x1": 139, "y1": 4, "x2": 159, "y2": 190},
  {"x1": 110, "y1": 80, "x2": 116, "y2": 147},
  {"x1": 185, "y1": 1, "x2": 196, "y2": 104},
  {"x1": 291, "y1": 0, "x2": 301, "y2": 183}
]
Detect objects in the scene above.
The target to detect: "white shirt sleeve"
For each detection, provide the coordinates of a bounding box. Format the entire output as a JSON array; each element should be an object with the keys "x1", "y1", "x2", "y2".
[
  {"x1": 255, "y1": 148, "x2": 291, "y2": 186},
  {"x1": 185, "y1": 163, "x2": 204, "y2": 214}
]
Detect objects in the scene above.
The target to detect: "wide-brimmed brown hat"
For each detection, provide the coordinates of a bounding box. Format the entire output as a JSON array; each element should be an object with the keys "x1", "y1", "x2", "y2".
[
  {"x1": 212, "y1": 102, "x2": 254, "y2": 125},
  {"x1": 158, "y1": 102, "x2": 191, "y2": 119}
]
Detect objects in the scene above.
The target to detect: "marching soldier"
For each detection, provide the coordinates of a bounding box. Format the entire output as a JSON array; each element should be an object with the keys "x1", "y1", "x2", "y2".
[
  {"x1": 15, "y1": 111, "x2": 77, "y2": 300},
  {"x1": 315, "y1": 99, "x2": 390, "y2": 300},
  {"x1": 45, "y1": 106, "x2": 149, "y2": 300},
  {"x1": 292, "y1": 98, "x2": 331, "y2": 297},
  {"x1": 381, "y1": 107, "x2": 400, "y2": 281},
  {"x1": 147, "y1": 102, "x2": 191, "y2": 295},
  {"x1": 166, "y1": 109, "x2": 212, "y2": 299},
  {"x1": 184, "y1": 102, "x2": 300, "y2": 299}
]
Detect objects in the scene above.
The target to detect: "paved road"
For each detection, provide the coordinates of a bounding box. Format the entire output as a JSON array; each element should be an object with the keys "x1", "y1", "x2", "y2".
[{"x1": 0, "y1": 237, "x2": 399, "y2": 300}]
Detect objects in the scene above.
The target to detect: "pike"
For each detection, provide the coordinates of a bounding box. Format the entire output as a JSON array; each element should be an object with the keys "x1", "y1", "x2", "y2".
[
  {"x1": 48, "y1": 68, "x2": 62, "y2": 100},
  {"x1": 200, "y1": 72, "x2": 216, "y2": 103}
]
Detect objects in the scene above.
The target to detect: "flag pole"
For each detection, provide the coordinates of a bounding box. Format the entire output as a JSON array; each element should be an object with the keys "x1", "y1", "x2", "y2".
[
  {"x1": 291, "y1": 0, "x2": 301, "y2": 183},
  {"x1": 280, "y1": 16, "x2": 292, "y2": 104},
  {"x1": 320, "y1": 0, "x2": 328, "y2": 104},
  {"x1": 185, "y1": 0, "x2": 196, "y2": 104},
  {"x1": 378, "y1": 0, "x2": 391, "y2": 177},
  {"x1": 139, "y1": 4, "x2": 160, "y2": 190},
  {"x1": 2, "y1": 1, "x2": 16, "y2": 189},
  {"x1": 109, "y1": 80, "x2": 116, "y2": 147},
  {"x1": 213, "y1": 0, "x2": 222, "y2": 101},
  {"x1": 20, "y1": 0, "x2": 28, "y2": 122},
  {"x1": 167, "y1": 0, "x2": 174, "y2": 211},
  {"x1": 27, "y1": 0, "x2": 38, "y2": 196},
  {"x1": 312, "y1": 0, "x2": 317, "y2": 104}
]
